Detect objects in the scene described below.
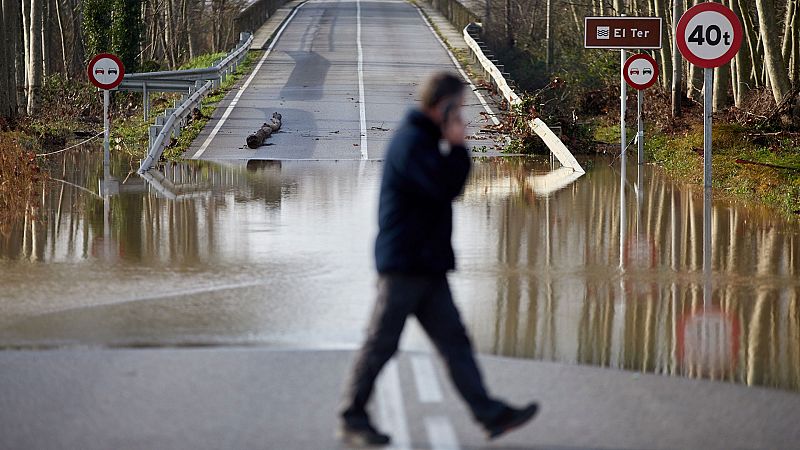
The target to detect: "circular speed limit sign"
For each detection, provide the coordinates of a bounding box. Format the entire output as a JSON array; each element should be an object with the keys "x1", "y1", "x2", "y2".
[{"x1": 677, "y1": 2, "x2": 742, "y2": 68}]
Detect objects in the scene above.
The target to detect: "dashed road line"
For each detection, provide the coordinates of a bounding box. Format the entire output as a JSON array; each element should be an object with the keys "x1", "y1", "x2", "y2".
[
  {"x1": 376, "y1": 359, "x2": 411, "y2": 450},
  {"x1": 192, "y1": 1, "x2": 308, "y2": 159},
  {"x1": 424, "y1": 415, "x2": 462, "y2": 450},
  {"x1": 410, "y1": 354, "x2": 443, "y2": 403}
]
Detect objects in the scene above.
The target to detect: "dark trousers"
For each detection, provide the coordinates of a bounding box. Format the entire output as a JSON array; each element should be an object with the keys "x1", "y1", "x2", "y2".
[{"x1": 340, "y1": 274, "x2": 505, "y2": 427}]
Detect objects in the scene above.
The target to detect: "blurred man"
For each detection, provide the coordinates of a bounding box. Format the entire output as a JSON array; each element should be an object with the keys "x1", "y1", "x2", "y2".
[{"x1": 338, "y1": 72, "x2": 538, "y2": 446}]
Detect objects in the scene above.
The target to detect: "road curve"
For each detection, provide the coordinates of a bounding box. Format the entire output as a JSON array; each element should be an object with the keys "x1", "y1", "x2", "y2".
[{"x1": 185, "y1": 0, "x2": 500, "y2": 161}]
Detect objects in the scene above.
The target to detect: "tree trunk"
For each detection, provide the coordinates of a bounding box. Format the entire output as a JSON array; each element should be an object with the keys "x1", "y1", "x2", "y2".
[
  {"x1": 17, "y1": 1, "x2": 27, "y2": 113},
  {"x1": 28, "y1": 0, "x2": 43, "y2": 114},
  {"x1": 55, "y1": 0, "x2": 68, "y2": 74},
  {"x1": 739, "y1": 0, "x2": 762, "y2": 88},
  {"x1": 781, "y1": 0, "x2": 795, "y2": 64},
  {"x1": 504, "y1": 0, "x2": 512, "y2": 47},
  {"x1": 615, "y1": 0, "x2": 625, "y2": 14},
  {"x1": 41, "y1": 0, "x2": 50, "y2": 76},
  {"x1": 568, "y1": 1, "x2": 581, "y2": 35},
  {"x1": 793, "y1": 0, "x2": 800, "y2": 86},
  {"x1": 654, "y1": 0, "x2": 671, "y2": 90},
  {"x1": 3, "y1": 0, "x2": 19, "y2": 119},
  {"x1": 0, "y1": 1, "x2": 8, "y2": 119},
  {"x1": 729, "y1": 0, "x2": 750, "y2": 106},
  {"x1": 672, "y1": 0, "x2": 684, "y2": 116},
  {"x1": 755, "y1": 0, "x2": 791, "y2": 103},
  {"x1": 22, "y1": 0, "x2": 30, "y2": 96},
  {"x1": 713, "y1": 63, "x2": 731, "y2": 111},
  {"x1": 545, "y1": 0, "x2": 553, "y2": 72}
]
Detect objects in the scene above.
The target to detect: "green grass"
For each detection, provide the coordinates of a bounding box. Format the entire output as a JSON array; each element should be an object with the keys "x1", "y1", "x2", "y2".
[{"x1": 179, "y1": 52, "x2": 228, "y2": 70}]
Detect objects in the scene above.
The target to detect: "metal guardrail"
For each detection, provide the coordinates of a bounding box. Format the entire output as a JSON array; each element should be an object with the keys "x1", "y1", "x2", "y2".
[
  {"x1": 131, "y1": 32, "x2": 255, "y2": 174},
  {"x1": 138, "y1": 80, "x2": 213, "y2": 174},
  {"x1": 120, "y1": 32, "x2": 254, "y2": 120},
  {"x1": 462, "y1": 23, "x2": 585, "y2": 174}
]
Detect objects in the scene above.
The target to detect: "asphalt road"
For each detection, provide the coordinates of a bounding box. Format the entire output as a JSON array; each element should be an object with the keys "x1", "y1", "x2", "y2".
[
  {"x1": 2, "y1": 348, "x2": 799, "y2": 450},
  {"x1": 186, "y1": 0, "x2": 501, "y2": 161}
]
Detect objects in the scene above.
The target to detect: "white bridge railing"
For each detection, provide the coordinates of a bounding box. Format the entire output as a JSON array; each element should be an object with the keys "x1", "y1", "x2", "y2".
[{"x1": 462, "y1": 23, "x2": 585, "y2": 174}]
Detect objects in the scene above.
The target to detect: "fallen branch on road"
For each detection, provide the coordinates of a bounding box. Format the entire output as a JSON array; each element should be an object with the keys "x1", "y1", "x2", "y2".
[{"x1": 247, "y1": 113, "x2": 282, "y2": 149}]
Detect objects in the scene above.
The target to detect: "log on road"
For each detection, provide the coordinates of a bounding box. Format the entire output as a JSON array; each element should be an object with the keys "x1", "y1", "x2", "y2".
[{"x1": 247, "y1": 113, "x2": 283, "y2": 149}]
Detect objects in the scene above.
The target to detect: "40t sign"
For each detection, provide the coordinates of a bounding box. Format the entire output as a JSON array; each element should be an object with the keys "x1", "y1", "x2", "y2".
[{"x1": 677, "y1": 2, "x2": 742, "y2": 68}]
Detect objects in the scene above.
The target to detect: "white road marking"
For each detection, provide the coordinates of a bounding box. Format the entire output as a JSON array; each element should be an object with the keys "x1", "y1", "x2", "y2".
[
  {"x1": 192, "y1": 2, "x2": 308, "y2": 159},
  {"x1": 424, "y1": 416, "x2": 462, "y2": 450},
  {"x1": 412, "y1": 4, "x2": 500, "y2": 126},
  {"x1": 356, "y1": 0, "x2": 369, "y2": 159},
  {"x1": 410, "y1": 354, "x2": 443, "y2": 403},
  {"x1": 376, "y1": 359, "x2": 411, "y2": 450}
]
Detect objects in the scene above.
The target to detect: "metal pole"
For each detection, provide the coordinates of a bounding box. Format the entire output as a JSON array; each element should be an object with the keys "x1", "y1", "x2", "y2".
[
  {"x1": 620, "y1": 164, "x2": 627, "y2": 271},
  {"x1": 703, "y1": 186, "x2": 712, "y2": 310},
  {"x1": 143, "y1": 82, "x2": 149, "y2": 121},
  {"x1": 620, "y1": 48, "x2": 627, "y2": 271},
  {"x1": 104, "y1": 89, "x2": 111, "y2": 183},
  {"x1": 621, "y1": 49, "x2": 627, "y2": 169},
  {"x1": 637, "y1": 89, "x2": 644, "y2": 165},
  {"x1": 703, "y1": 68, "x2": 713, "y2": 188}
]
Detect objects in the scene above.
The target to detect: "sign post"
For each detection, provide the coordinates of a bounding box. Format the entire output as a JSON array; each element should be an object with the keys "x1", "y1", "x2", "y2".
[
  {"x1": 676, "y1": 2, "x2": 742, "y2": 188},
  {"x1": 87, "y1": 53, "x2": 125, "y2": 188},
  {"x1": 585, "y1": 16, "x2": 662, "y2": 167},
  {"x1": 622, "y1": 53, "x2": 658, "y2": 166}
]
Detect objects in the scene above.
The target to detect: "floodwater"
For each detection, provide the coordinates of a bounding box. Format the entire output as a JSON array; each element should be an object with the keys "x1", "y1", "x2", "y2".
[{"x1": 1, "y1": 149, "x2": 799, "y2": 393}]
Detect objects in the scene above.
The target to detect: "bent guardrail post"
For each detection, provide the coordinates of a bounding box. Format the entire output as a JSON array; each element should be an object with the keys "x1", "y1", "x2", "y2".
[{"x1": 462, "y1": 23, "x2": 585, "y2": 173}]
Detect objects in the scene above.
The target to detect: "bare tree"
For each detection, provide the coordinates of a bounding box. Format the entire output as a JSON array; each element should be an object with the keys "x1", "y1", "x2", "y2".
[
  {"x1": 755, "y1": 0, "x2": 791, "y2": 103},
  {"x1": 654, "y1": 0, "x2": 671, "y2": 90},
  {"x1": 27, "y1": 0, "x2": 43, "y2": 114},
  {"x1": 672, "y1": 0, "x2": 683, "y2": 116}
]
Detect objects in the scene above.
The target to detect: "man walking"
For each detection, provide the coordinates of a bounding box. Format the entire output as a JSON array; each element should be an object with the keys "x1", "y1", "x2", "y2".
[{"x1": 338, "y1": 72, "x2": 538, "y2": 446}]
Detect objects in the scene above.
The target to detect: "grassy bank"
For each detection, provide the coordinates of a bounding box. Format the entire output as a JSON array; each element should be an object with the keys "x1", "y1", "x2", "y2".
[{"x1": 594, "y1": 120, "x2": 800, "y2": 217}]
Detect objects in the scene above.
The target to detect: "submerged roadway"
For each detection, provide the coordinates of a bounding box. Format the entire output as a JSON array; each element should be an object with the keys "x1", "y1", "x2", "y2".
[{"x1": 2, "y1": 1, "x2": 800, "y2": 450}]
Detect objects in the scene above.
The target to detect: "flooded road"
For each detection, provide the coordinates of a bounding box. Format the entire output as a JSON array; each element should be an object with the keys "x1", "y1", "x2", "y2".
[{"x1": 1, "y1": 150, "x2": 799, "y2": 393}]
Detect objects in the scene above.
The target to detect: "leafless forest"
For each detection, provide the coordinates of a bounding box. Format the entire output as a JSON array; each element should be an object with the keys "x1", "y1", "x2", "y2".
[
  {"x1": 481, "y1": 0, "x2": 799, "y2": 117},
  {"x1": 0, "y1": 0, "x2": 250, "y2": 119}
]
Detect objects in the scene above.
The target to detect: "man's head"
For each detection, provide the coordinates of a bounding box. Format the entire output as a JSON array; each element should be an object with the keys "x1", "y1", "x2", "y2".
[{"x1": 419, "y1": 72, "x2": 465, "y2": 126}]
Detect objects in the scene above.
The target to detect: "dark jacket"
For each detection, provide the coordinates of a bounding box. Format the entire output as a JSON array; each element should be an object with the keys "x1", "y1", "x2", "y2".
[{"x1": 375, "y1": 109, "x2": 471, "y2": 274}]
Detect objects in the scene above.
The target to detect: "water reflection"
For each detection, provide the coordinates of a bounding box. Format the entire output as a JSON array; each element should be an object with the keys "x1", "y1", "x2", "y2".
[
  {"x1": 0, "y1": 150, "x2": 798, "y2": 394},
  {"x1": 464, "y1": 157, "x2": 800, "y2": 392}
]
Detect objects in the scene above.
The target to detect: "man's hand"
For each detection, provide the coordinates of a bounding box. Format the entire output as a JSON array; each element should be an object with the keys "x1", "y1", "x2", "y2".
[{"x1": 442, "y1": 113, "x2": 466, "y2": 147}]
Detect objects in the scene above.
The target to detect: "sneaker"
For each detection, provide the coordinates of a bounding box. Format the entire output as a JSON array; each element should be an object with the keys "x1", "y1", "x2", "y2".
[
  {"x1": 485, "y1": 402, "x2": 539, "y2": 440},
  {"x1": 337, "y1": 422, "x2": 391, "y2": 447}
]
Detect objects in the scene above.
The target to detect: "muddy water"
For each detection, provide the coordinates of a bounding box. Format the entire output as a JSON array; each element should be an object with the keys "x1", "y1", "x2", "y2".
[{"x1": 1, "y1": 150, "x2": 799, "y2": 392}]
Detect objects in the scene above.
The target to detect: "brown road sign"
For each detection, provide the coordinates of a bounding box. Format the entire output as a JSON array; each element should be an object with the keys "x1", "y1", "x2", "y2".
[{"x1": 584, "y1": 17, "x2": 662, "y2": 49}]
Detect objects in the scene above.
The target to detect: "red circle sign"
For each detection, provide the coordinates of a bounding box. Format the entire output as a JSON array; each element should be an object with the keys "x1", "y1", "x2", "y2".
[
  {"x1": 623, "y1": 53, "x2": 659, "y2": 90},
  {"x1": 676, "y1": 2, "x2": 742, "y2": 68},
  {"x1": 87, "y1": 53, "x2": 125, "y2": 90}
]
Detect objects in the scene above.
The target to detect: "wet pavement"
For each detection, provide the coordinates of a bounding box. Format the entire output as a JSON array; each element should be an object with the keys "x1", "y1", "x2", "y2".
[
  {"x1": 2, "y1": 151, "x2": 799, "y2": 395},
  {"x1": 3, "y1": 348, "x2": 800, "y2": 450}
]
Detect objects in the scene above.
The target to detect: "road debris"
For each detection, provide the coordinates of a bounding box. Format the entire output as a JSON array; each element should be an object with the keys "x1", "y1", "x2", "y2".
[{"x1": 247, "y1": 112, "x2": 282, "y2": 149}]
